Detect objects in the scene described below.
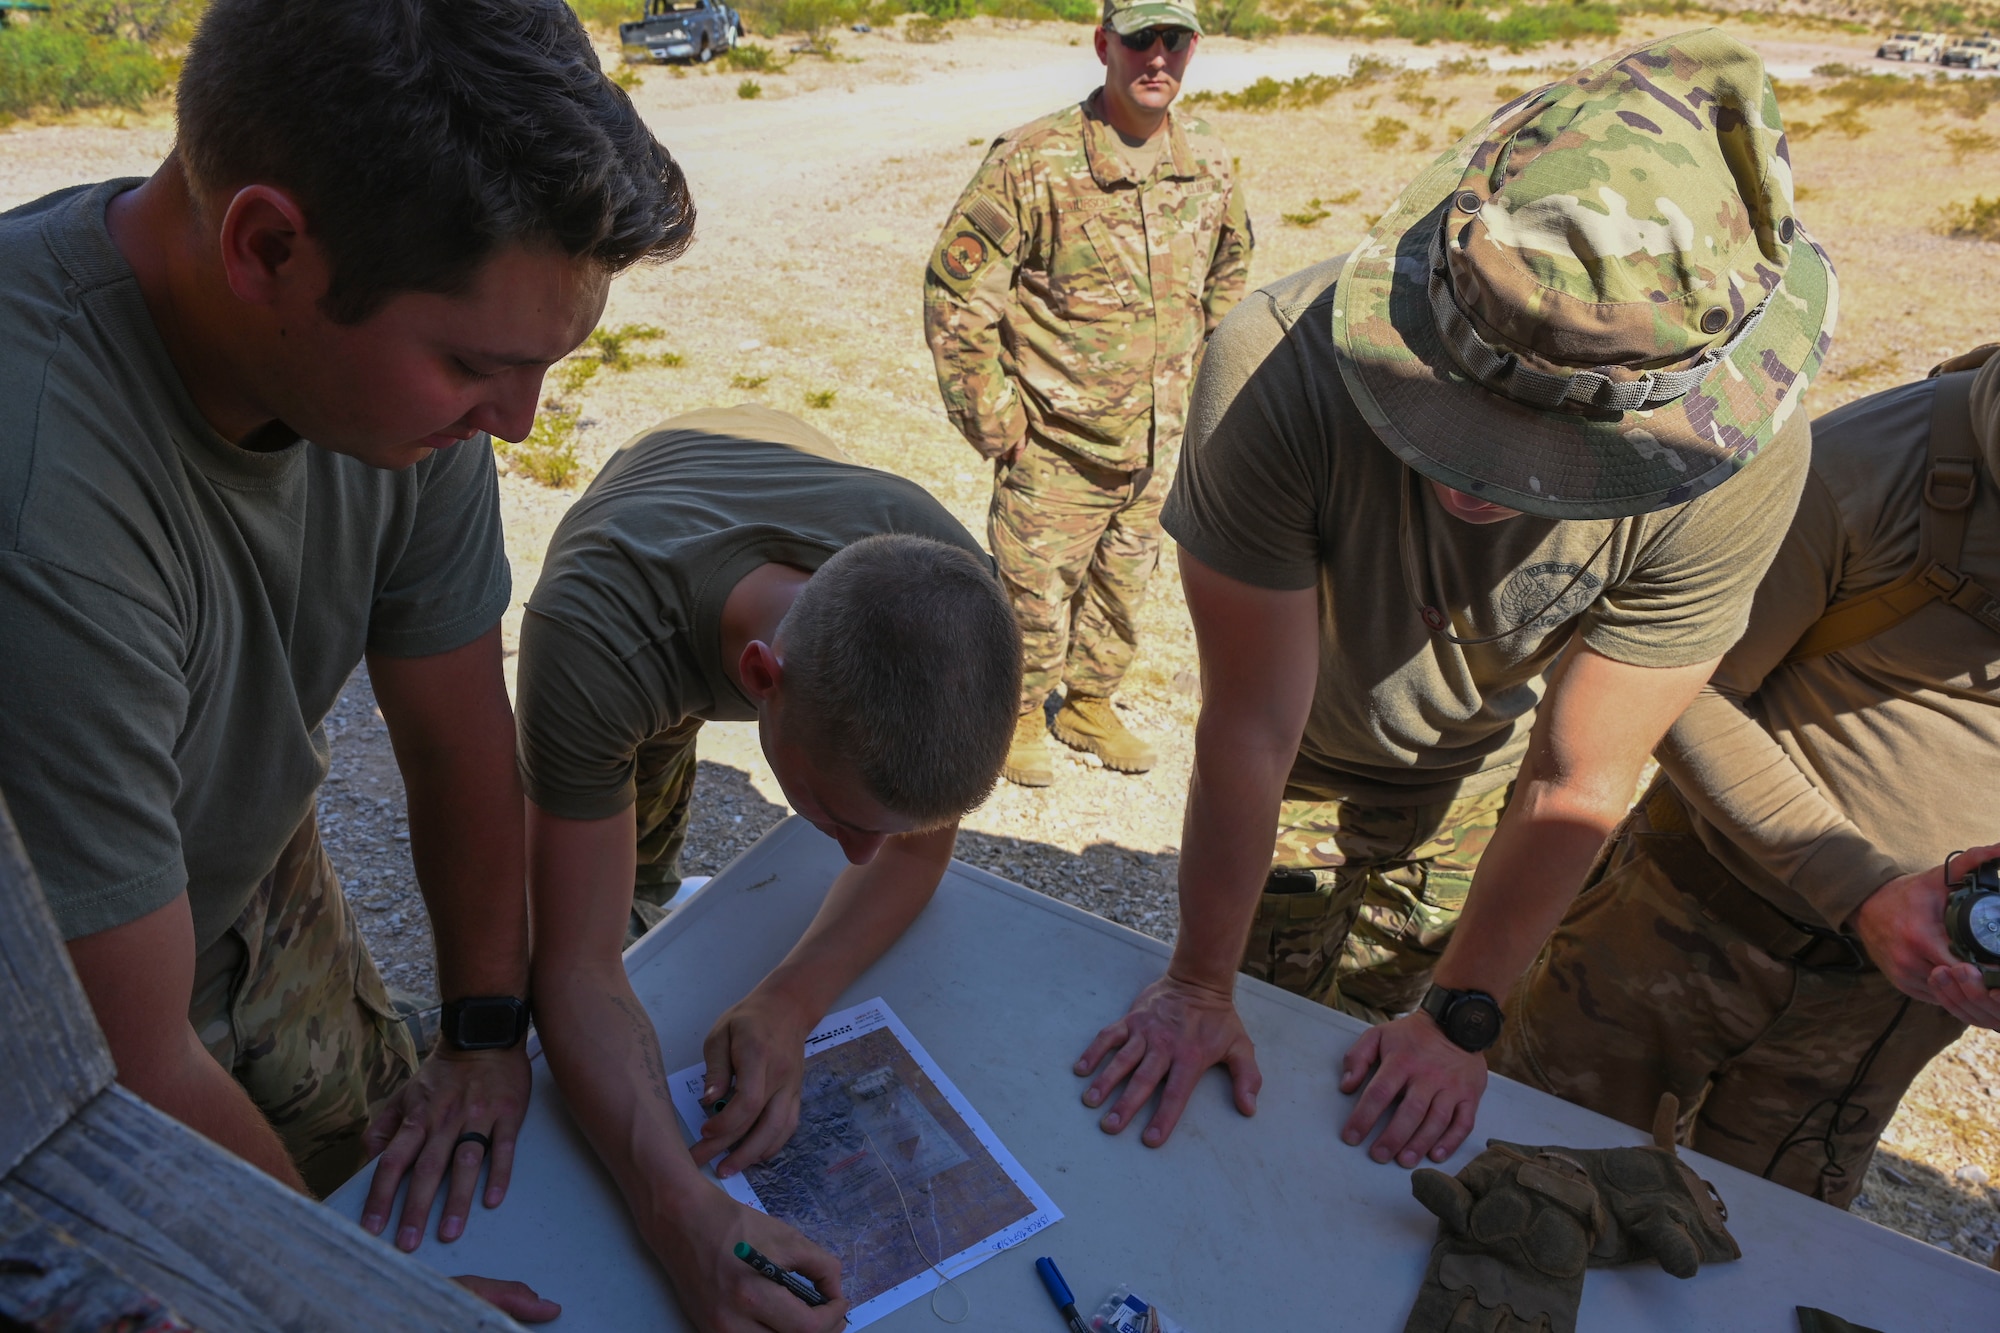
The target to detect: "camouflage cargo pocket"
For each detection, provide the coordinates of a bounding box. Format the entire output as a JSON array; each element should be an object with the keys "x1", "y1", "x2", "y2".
[
  {"x1": 199, "y1": 812, "x2": 419, "y2": 1197},
  {"x1": 1240, "y1": 868, "x2": 1367, "y2": 1006}
]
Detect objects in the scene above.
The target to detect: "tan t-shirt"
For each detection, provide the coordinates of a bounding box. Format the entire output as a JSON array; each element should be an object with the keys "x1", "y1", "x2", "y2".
[
  {"x1": 516, "y1": 406, "x2": 988, "y2": 821},
  {"x1": 1660, "y1": 357, "x2": 2000, "y2": 930},
  {"x1": 1162, "y1": 257, "x2": 1809, "y2": 806}
]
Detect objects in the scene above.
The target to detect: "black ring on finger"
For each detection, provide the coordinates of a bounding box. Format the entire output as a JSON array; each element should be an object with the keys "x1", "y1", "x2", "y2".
[{"x1": 454, "y1": 1130, "x2": 492, "y2": 1157}]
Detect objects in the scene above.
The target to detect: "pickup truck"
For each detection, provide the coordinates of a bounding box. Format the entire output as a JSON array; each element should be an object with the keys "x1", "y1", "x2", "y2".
[{"x1": 619, "y1": 0, "x2": 742, "y2": 64}]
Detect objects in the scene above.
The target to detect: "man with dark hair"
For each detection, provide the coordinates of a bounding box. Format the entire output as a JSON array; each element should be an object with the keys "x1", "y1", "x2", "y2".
[
  {"x1": 519, "y1": 405, "x2": 1020, "y2": 1329},
  {"x1": 0, "y1": 0, "x2": 690, "y2": 1316}
]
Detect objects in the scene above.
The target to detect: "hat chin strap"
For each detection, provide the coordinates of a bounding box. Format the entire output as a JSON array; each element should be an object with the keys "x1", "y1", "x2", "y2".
[{"x1": 1426, "y1": 225, "x2": 1771, "y2": 413}]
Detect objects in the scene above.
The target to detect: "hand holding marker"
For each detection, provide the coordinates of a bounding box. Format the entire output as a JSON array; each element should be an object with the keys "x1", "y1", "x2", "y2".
[{"x1": 734, "y1": 1241, "x2": 827, "y2": 1307}]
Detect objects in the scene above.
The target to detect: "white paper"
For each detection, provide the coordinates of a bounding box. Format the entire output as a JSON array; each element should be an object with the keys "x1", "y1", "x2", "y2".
[{"x1": 670, "y1": 997, "x2": 1062, "y2": 1327}]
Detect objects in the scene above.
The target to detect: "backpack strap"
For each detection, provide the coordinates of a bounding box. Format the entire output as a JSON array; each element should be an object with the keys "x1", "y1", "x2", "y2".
[{"x1": 1782, "y1": 370, "x2": 1999, "y2": 664}]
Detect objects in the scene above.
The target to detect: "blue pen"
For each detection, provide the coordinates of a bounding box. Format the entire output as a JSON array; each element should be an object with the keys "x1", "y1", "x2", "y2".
[{"x1": 1035, "y1": 1256, "x2": 1091, "y2": 1333}]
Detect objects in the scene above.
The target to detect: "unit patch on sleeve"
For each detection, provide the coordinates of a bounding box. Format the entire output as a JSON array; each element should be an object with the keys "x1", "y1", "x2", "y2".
[{"x1": 941, "y1": 230, "x2": 990, "y2": 282}]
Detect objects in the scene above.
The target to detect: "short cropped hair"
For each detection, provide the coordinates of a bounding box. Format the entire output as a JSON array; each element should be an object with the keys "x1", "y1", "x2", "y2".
[
  {"x1": 176, "y1": 0, "x2": 694, "y2": 323},
  {"x1": 778, "y1": 535, "x2": 1023, "y2": 826}
]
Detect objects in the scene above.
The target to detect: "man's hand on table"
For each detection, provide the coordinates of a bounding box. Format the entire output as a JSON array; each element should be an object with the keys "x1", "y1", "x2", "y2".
[
  {"x1": 453, "y1": 1275, "x2": 562, "y2": 1323},
  {"x1": 1339, "y1": 1013, "x2": 1485, "y2": 1167},
  {"x1": 359, "y1": 1044, "x2": 532, "y2": 1250},
  {"x1": 692, "y1": 988, "x2": 818, "y2": 1178},
  {"x1": 1852, "y1": 839, "x2": 2000, "y2": 1030},
  {"x1": 659, "y1": 1184, "x2": 850, "y2": 1333},
  {"x1": 1074, "y1": 972, "x2": 1261, "y2": 1147}
]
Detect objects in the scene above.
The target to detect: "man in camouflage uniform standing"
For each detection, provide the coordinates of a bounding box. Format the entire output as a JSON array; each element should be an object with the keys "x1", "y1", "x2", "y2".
[{"x1": 923, "y1": 0, "x2": 1251, "y2": 787}]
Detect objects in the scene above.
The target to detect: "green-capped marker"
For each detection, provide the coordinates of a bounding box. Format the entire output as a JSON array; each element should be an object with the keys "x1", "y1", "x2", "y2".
[{"x1": 734, "y1": 1241, "x2": 829, "y2": 1307}]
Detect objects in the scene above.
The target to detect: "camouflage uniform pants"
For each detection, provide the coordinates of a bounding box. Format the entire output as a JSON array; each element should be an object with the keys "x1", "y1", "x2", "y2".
[
  {"x1": 630, "y1": 718, "x2": 704, "y2": 943},
  {"x1": 989, "y1": 436, "x2": 1163, "y2": 712},
  {"x1": 1241, "y1": 782, "x2": 1512, "y2": 1022},
  {"x1": 188, "y1": 811, "x2": 419, "y2": 1197},
  {"x1": 1491, "y1": 788, "x2": 1964, "y2": 1209}
]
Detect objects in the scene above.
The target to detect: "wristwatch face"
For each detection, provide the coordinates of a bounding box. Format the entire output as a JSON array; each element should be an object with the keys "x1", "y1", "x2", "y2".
[
  {"x1": 448, "y1": 998, "x2": 525, "y2": 1050},
  {"x1": 1444, "y1": 994, "x2": 1503, "y2": 1053}
]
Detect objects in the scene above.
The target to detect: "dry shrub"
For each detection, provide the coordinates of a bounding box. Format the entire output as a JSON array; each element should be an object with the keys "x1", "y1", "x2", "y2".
[
  {"x1": 1946, "y1": 128, "x2": 1998, "y2": 163},
  {"x1": 1364, "y1": 115, "x2": 1408, "y2": 149},
  {"x1": 496, "y1": 325, "x2": 679, "y2": 487},
  {"x1": 1939, "y1": 196, "x2": 2000, "y2": 243},
  {"x1": 1184, "y1": 53, "x2": 1398, "y2": 112}
]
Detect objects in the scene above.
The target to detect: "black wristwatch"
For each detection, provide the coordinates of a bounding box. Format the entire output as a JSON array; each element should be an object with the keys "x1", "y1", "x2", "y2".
[
  {"x1": 1419, "y1": 985, "x2": 1504, "y2": 1053},
  {"x1": 440, "y1": 996, "x2": 530, "y2": 1052}
]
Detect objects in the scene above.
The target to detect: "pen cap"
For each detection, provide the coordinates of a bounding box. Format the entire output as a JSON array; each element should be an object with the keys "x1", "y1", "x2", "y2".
[
  {"x1": 734, "y1": 1243, "x2": 753, "y2": 1260},
  {"x1": 1035, "y1": 1256, "x2": 1075, "y2": 1307}
]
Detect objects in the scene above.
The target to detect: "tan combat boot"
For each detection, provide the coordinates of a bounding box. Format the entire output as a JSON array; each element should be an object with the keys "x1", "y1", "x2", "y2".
[
  {"x1": 1051, "y1": 694, "x2": 1157, "y2": 774},
  {"x1": 1002, "y1": 708, "x2": 1053, "y2": 788}
]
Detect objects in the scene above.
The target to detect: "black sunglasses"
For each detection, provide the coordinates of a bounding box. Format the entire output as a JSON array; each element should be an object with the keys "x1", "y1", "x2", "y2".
[{"x1": 1115, "y1": 25, "x2": 1194, "y2": 52}]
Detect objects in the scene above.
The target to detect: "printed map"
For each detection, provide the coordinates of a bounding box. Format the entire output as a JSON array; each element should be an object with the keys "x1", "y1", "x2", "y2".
[{"x1": 671, "y1": 999, "x2": 1061, "y2": 1327}]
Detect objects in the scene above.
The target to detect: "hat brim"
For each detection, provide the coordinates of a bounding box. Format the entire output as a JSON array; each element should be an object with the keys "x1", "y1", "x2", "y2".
[{"x1": 1330, "y1": 137, "x2": 1836, "y2": 521}]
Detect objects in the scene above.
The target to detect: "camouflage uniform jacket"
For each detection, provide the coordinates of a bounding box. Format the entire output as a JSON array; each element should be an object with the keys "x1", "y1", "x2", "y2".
[{"x1": 923, "y1": 89, "x2": 1252, "y2": 472}]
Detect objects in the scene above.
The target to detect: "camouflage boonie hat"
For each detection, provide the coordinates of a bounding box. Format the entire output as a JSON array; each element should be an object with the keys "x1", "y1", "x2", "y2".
[
  {"x1": 1332, "y1": 28, "x2": 1837, "y2": 519},
  {"x1": 1103, "y1": 0, "x2": 1201, "y2": 36}
]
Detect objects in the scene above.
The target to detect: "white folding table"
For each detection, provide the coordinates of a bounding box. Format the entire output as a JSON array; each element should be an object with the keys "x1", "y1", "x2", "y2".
[{"x1": 328, "y1": 816, "x2": 1997, "y2": 1329}]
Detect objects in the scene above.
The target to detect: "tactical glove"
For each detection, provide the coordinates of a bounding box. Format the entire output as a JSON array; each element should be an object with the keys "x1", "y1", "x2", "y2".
[
  {"x1": 1403, "y1": 1143, "x2": 1606, "y2": 1333},
  {"x1": 1565, "y1": 1093, "x2": 1741, "y2": 1277},
  {"x1": 1402, "y1": 1096, "x2": 1741, "y2": 1333}
]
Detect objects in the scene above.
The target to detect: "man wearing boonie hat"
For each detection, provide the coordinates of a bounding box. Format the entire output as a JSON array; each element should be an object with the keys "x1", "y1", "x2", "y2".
[
  {"x1": 923, "y1": 0, "x2": 1250, "y2": 788},
  {"x1": 1073, "y1": 29, "x2": 1837, "y2": 1166},
  {"x1": 1493, "y1": 345, "x2": 2000, "y2": 1209}
]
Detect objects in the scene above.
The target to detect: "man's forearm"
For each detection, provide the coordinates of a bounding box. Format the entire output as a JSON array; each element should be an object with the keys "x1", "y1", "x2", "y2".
[
  {"x1": 757, "y1": 825, "x2": 956, "y2": 1019},
  {"x1": 390, "y1": 703, "x2": 529, "y2": 1000},
  {"x1": 1168, "y1": 722, "x2": 1294, "y2": 991},
  {"x1": 146, "y1": 1027, "x2": 308, "y2": 1190},
  {"x1": 535, "y1": 970, "x2": 713, "y2": 1244},
  {"x1": 1430, "y1": 782, "x2": 1627, "y2": 1002}
]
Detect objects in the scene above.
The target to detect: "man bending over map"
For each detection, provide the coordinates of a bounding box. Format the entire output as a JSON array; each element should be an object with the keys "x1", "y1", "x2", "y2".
[{"x1": 518, "y1": 405, "x2": 1021, "y2": 1332}]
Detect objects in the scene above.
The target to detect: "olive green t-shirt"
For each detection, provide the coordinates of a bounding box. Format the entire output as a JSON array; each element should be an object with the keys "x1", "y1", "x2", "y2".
[
  {"x1": 1661, "y1": 357, "x2": 2000, "y2": 930},
  {"x1": 0, "y1": 180, "x2": 512, "y2": 946},
  {"x1": 1162, "y1": 257, "x2": 1809, "y2": 806},
  {"x1": 516, "y1": 406, "x2": 988, "y2": 820}
]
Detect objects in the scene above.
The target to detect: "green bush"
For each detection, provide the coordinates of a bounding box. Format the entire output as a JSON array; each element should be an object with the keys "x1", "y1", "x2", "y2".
[
  {"x1": 904, "y1": 12, "x2": 952, "y2": 39},
  {"x1": 1184, "y1": 54, "x2": 1395, "y2": 111},
  {"x1": 1277, "y1": 0, "x2": 1620, "y2": 50},
  {"x1": 54, "y1": 0, "x2": 197, "y2": 44},
  {"x1": 723, "y1": 41, "x2": 782, "y2": 68},
  {"x1": 738, "y1": 76, "x2": 761, "y2": 96},
  {"x1": 1939, "y1": 195, "x2": 2000, "y2": 243},
  {"x1": 1363, "y1": 114, "x2": 1408, "y2": 148},
  {"x1": 1200, "y1": 0, "x2": 1276, "y2": 37},
  {"x1": 566, "y1": 0, "x2": 638, "y2": 29},
  {"x1": 0, "y1": 23, "x2": 165, "y2": 122}
]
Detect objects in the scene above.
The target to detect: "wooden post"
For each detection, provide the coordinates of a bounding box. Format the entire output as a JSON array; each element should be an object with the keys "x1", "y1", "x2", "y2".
[{"x1": 0, "y1": 796, "x2": 522, "y2": 1331}]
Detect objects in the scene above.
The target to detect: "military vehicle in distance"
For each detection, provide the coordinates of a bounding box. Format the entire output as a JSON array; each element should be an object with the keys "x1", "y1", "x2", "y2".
[
  {"x1": 1876, "y1": 31, "x2": 1946, "y2": 61},
  {"x1": 1942, "y1": 33, "x2": 2000, "y2": 68},
  {"x1": 620, "y1": 0, "x2": 742, "y2": 64}
]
